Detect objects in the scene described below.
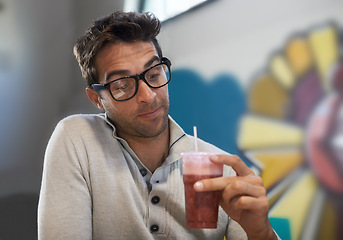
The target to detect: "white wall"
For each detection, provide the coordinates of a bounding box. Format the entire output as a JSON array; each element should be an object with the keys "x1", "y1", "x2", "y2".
[
  {"x1": 0, "y1": 0, "x2": 124, "y2": 197},
  {"x1": 158, "y1": 0, "x2": 343, "y2": 85},
  {"x1": 0, "y1": 0, "x2": 76, "y2": 197}
]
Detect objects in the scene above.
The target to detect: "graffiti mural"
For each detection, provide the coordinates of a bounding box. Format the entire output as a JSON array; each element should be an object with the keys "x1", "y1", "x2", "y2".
[
  {"x1": 170, "y1": 22, "x2": 343, "y2": 240},
  {"x1": 239, "y1": 22, "x2": 343, "y2": 240}
]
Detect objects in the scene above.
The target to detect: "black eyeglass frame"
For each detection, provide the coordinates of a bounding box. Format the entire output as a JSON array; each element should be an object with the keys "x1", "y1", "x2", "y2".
[{"x1": 92, "y1": 57, "x2": 171, "y2": 102}]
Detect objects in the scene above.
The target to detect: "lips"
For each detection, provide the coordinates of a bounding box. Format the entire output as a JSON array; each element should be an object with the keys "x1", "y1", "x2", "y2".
[{"x1": 137, "y1": 107, "x2": 162, "y2": 119}]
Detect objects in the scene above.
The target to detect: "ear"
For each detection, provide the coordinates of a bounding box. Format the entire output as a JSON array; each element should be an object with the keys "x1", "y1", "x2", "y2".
[{"x1": 86, "y1": 87, "x2": 105, "y2": 110}]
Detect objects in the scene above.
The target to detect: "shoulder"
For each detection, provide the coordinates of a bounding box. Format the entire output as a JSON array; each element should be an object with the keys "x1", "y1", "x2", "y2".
[
  {"x1": 52, "y1": 113, "x2": 110, "y2": 139},
  {"x1": 57, "y1": 113, "x2": 106, "y2": 130},
  {"x1": 59, "y1": 113, "x2": 105, "y2": 126}
]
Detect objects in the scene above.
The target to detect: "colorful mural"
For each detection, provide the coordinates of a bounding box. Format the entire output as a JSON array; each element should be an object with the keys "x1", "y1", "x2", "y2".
[
  {"x1": 170, "y1": 22, "x2": 343, "y2": 239},
  {"x1": 240, "y1": 22, "x2": 343, "y2": 240}
]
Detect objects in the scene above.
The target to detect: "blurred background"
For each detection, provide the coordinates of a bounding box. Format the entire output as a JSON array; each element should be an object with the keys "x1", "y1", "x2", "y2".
[{"x1": 0, "y1": 0, "x2": 342, "y2": 239}]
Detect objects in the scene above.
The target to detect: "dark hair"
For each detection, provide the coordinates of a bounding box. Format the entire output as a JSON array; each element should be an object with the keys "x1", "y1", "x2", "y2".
[{"x1": 73, "y1": 11, "x2": 162, "y2": 86}]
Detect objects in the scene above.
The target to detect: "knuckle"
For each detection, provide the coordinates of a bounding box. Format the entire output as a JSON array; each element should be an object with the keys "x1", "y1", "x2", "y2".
[
  {"x1": 255, "y1": 176, "x2": 264, "y2": 186},
  {"x1": 201, "y1": 179, "x2": 211, "y2": 189},
  {"x1": 260, "y1": 198, "x2": 269, "y2": 211},
  {"x1": 204, "y1": 178, "x2": 216, "y2": 189},
  {"x1": 259, "y1": 186, "x2": 267, "y2": 196},
  {"x1": 231, "y1": 180, "x2": 243, "y2": 191},
  {"x1": 232, "y1": 155, "x2": 240, "y2": 165},
  {"x1": 237, "y1": 197, "x2": 246, "y2": 206},
  {"x1": 247, "y1": 167, "x2": 256, "y2": 176},
  {"x1": 231, "y1": 198, "x2": 240, "y2": 209}
]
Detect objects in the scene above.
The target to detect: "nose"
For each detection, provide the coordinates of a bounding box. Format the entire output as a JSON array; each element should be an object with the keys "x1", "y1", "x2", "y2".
[{"x1": 136, "y1": 80, "x2": 156, "y2": 103}]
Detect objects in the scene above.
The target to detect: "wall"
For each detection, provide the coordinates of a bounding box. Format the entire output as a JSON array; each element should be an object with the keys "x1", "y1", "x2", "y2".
[
  {"x1": 159, "y1": 0, "x2": 343, "y2": 85},
  {"x1": 157, "y1": 0, "x2": 343, "y2": 239},
  {"x1": 0, "y1": 0, "x2": 124, "y2": 238}
]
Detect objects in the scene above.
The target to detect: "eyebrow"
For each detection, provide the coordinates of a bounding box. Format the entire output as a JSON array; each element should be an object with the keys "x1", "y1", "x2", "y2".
[{"x1": 104, "y1": 56, "x2": 160, "y2": 82}]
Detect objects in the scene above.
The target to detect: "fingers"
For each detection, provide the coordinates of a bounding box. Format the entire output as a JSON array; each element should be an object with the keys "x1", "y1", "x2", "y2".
[
  {"x1": 194, "y1": 175, "x2": 263, "y2": 192},
  {"x1": 221, "y1": 179, "x2": 266, "y2": 200},
  {"x1": 194, "y1": 176, "x2": 268, "y2": 214},
  {"x1": 210, "y1": 154, "x2": 254, "y2": 177},
  {"x1": 192, "y1": 154, "x2": 267, "y2": 216},
  {"x1": 228, "y1": 194, "x2": 269, "y2": 215}
]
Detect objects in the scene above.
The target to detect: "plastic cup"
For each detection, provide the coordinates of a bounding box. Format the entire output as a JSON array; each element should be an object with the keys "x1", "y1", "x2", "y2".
[{"x1": 181, "y1": 152, "x2": 223, "y2": 228}]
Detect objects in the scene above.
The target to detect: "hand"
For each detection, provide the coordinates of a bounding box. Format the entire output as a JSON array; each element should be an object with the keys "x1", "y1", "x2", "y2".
[{"x1": 193, "y1": 154, "x2": 277, "y2": 240}]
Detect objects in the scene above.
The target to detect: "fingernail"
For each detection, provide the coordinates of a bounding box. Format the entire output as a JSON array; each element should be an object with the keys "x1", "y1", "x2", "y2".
[
  {"x1": 211, "y1": 155, "x2": 219, "y2": 161},
  {"x1": 194, "y1": 181, "x2": 203, "y2": 191}
]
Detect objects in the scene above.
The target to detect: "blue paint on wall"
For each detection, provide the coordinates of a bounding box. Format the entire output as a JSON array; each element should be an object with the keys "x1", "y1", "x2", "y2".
[
  {"x1": 169, "y1": 69, "x2": 247, "y2": 156},
  {"x1": 269, "y1": 217, "x2": 291, "y2": 240}
]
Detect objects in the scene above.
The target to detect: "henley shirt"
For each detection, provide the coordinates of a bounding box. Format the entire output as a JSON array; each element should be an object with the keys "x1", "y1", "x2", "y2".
[{"x1": 38, "y1": 113, "x2": 247, "y2": 239}]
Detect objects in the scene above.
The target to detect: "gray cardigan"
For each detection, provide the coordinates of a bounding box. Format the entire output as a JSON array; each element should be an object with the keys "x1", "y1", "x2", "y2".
[{"x1": 38, "y1": 114, "x2": 247, "y2": 239}]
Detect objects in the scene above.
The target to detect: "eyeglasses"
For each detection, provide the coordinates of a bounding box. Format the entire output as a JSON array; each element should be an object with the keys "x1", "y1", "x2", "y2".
[{"x1": 92, "y1": 57, "x2": 171, "y2": 101}]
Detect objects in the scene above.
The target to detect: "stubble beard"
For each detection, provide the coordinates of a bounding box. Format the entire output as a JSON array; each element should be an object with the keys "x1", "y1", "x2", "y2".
[{"x1": 109, "y1": 99, "x2": 170, "y2": 139}]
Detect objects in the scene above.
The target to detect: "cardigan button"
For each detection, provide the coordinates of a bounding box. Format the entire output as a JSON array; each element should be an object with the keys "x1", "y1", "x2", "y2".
[
  {"x1": 150, "y1": 224, "x2": 159, "y2": 233},
  {"x1": 140, "y1": 168, "x2": 147, "y2": 177},
  {"x1": 151, "y1": 196, "x2": 160, "y2": 204}
]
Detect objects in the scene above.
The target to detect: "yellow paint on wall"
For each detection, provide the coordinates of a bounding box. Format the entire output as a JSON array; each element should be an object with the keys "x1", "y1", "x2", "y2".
[
  {"x1": 269, "y1": 171, "x2": 318, "y2": 240},
  {"x1": 252, "y1": 149, "x2": 303, "y2": 189},
  {"x1": 285, "y1": 38, "x2": 313, "y2": 77},
  {"x1": 317, "y1": 196, "x2": 337, "y2": 240},
  {"x1": 249, "y1": 74, "x2": 290, "y2": 119},
  {"x1": 270, "y1": 54, "x2": 295, "y2": 90},
  {"x1": 308, "y1": 25, "x2": 338, "y2": 91},
  {"x1": 238, "y1": 115, "x2": 304, "y2": 150}
]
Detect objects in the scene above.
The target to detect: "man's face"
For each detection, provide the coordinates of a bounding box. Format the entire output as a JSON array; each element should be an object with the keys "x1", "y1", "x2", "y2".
[{"x1": 94, "y1": 41, "x2": 170, "y2": 139}]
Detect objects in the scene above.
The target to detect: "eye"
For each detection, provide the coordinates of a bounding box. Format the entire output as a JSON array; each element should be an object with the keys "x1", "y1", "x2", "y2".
[
  {"x1": 147, "y1": 73, "x2": 160, "y2": 81},
  {"x1": 146, "y1": 65, "x2": 163, "y2": 82},
  {"x1": 111, "y1": 79, "x2": 131, "y2": 90}
]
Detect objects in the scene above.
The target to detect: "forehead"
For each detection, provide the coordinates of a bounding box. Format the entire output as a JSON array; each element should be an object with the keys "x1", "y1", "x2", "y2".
[
  {"x1": 95, "y1": 41, "x2": 159, "y2": 84},
  {"x1": 96, "y1": 41, "x2": 157, "y2": 70}
]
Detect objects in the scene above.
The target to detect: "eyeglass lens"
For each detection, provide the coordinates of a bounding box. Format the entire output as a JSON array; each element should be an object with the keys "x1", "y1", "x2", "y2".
[{"x1": 110, "y1": 63, "x2": 170, "y2": 101}]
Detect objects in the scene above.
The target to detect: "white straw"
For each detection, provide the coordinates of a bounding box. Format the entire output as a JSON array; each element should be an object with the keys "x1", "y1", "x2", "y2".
[{"x1": 193, "y1": 126, "x2": 198, "y2": 152}]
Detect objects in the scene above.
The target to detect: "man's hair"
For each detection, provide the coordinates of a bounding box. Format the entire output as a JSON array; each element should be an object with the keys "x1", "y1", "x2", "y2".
[{"x1": 73, "y1": 11, "x2": 162, "y2": 86}]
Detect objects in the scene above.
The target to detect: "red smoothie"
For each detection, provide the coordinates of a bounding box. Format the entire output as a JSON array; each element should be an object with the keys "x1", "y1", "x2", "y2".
[
  {"x1": 181, "y1": 152, "x2": 223, "y2": 228},
  {"x1": 183, "y1": 174, "x2": 222, "y2": 228}
]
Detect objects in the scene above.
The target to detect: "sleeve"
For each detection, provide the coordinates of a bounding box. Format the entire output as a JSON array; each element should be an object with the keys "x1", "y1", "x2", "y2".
[
  {"x1": 226, "y1": 219, "x2": 248, "y2": 240},
  {"x1": 38, "y1": 121, "x2": 92, "y2": 240},
  {"x1": 274, "y1": 230, "x2": 282, "y2": 240}
]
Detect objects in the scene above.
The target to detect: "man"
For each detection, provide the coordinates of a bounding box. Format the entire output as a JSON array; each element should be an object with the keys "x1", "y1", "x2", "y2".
[{"x1": 38, "y1": 11, "x2": 279, "y2": 239}]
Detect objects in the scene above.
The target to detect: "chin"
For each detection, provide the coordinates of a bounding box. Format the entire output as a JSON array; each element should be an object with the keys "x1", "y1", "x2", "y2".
[{"x1": 140, "y1": 115, "x2": 169, "y2": 138}]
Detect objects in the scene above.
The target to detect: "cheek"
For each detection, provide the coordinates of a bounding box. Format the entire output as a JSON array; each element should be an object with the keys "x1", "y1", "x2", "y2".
[
  {"x1": 100, "y1": 93, "x2": 113, "y2": 109},
  {"x1": 158, "y1": 87, "x2": 169, "y2": 101},
  {"x1": 100, "y1": 94, "x2": 121, "y2": 112},
  {"x1": 106, "y1": 100, "x2": 134, "y2": 118}
]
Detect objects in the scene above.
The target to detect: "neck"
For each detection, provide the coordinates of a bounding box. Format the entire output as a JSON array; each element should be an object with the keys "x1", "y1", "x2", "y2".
[{"x1": 120, "y1": 126, "x2": 170, "y2": 173}]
